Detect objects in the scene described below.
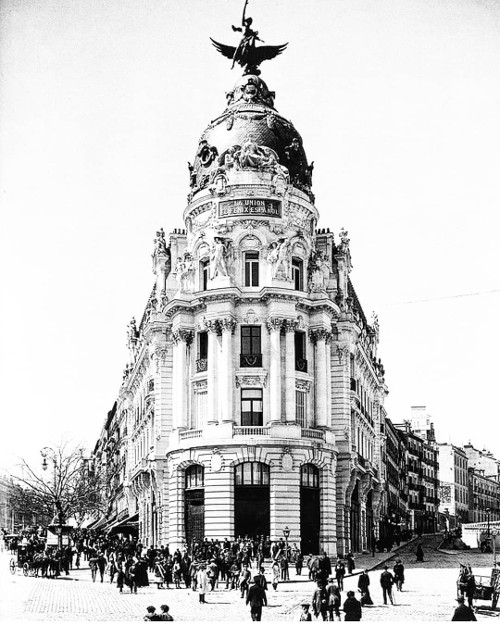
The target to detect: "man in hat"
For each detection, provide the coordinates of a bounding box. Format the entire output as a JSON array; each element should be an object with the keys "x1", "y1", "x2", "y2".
[
  {"x1": 380, "y1": 565, "x2": 395, "y2": 605},
  {"x1": 393, "y1": 559, "x2": 405, "y2": 591},
  {"x1": 300, "y1": 602, "x2": 312, "y2": 621},
  {"x1": 343, "y1": 590, "x2": 362, "y2": 621},
  {"x1": 312, "y1": 579, "x2": 329, "y2": 621},
  {"x1": 246, "y1": 575, "x2": 267, "y2": 621},
  {"x1": 451, "y1": 596, "x2": 476, "y2": 621}
]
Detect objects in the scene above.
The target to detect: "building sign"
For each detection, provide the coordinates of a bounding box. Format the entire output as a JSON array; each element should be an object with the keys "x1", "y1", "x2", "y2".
[{"x1": 218, "y1": 198, "x2": 281, "y2": 219}]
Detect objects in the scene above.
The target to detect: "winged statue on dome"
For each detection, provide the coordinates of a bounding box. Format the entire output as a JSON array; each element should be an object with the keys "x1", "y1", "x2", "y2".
[{"x1": 210, "y1": 0, "x2": 288, "y2": 75}]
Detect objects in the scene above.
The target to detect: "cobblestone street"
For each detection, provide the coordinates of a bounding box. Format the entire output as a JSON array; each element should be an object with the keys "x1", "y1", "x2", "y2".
[{"x1": 1, "y1": 539, "x2": 500, "y2": 622}]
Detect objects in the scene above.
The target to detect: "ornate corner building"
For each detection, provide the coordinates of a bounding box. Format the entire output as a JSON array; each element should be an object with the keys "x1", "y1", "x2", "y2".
[{"x1": 95, "y1": 23, "x2": 389, "y2": 557}]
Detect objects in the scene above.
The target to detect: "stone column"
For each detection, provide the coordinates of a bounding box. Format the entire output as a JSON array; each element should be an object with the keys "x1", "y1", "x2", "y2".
[
  {"x1": 171, "y1": 330, "x2": 192, "y2": 429},
  {"x1": 206, "y1": 320, "x2": 220, "y2": 425},
  {"x1": 270, "y1": 458, "x2": 300, "y2": 543},
  {"x1": 325, "y1": 334, "x2": 332, "y2": 429},
  {"x1": 266, "y1": 318, "x2": 283, "y2": 422},
  {"x1": 311, "y1": 329, "x2": 329, "y2": 427},
  {"x1": 204, "y1": 459, "x2": 234, "y2": 540},
  {"x1": 220, "y1": 319, "x2": 236, "y2": 423},
  {"x1": 283, "y1": 320, "x2": 297, "y2": 422},
  {"x1": 167, "y1": 458, "x2": 185, "y2": 552},
  {"x1": 171, "y1": 332, "x2": 182, "y2": 430}
]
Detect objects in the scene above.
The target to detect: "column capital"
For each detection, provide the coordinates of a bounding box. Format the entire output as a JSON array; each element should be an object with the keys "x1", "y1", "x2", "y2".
[
  {"x1": 171, "y1": 329, "x2": 194, "y2": 345},
  {"x1": 309, "y1": 327, "x2": 332, "y2": 344},
  {"x1": 282, "y1": 319, "x2": 298, "y2": 333},
  {"x1": 220, "y1": 318, "x2": 237, "y2": 334},
  {"x1": 266, "y1": 317, "x2": 284, "y2": 333},
  {"x1": 205, "y1": 319, "x2": 222, "y2": 335}
]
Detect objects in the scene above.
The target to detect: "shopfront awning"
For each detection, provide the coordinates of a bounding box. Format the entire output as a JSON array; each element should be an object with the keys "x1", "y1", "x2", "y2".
[{"x1": 107, "y1": 512, "x2": 139, "y2": 535}]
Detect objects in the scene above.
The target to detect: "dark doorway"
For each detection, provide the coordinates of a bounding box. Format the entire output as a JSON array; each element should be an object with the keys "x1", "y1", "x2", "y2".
[
  {"x1": 234, "y1": 462, "x2": 270, "y2": 538},
  {"x1": 300, "y1": 464, "x2": 320, "y2": 554},
  {"x1": 366, "y1": 491, "x2": 374, "y2": 553},
  {"x1": 350, "y1": 482, "x2": 361, "y2": 552},
  {"x1": 185, "y1": 465, "x2": 204, "y2": 546}
]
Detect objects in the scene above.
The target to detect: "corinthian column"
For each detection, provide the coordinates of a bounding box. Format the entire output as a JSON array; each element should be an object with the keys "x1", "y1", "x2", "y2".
[
  {"x1": 220, "y1": 318, "x2": 236, "y2": 423},
  {"x1": 266, "y1": 318, "x2": 283, "y2": 422},
  {"x1": 171, "y1": 330, "x2": 193, "y2": 429},
  {"x1": 311, "y1": 328, "x2": 331, "y2": 428},
  {"x1": 206, "y1": 320, "x2": 220, "y2": 425},
  {"x1": 283, "y1": 320, "x2": 297, "y2": 422}
]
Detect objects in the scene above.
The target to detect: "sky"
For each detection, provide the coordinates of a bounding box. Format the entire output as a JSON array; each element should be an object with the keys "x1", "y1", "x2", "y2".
[{"x1": 1, "y1": 0, "x2": 500, "y2": 473}]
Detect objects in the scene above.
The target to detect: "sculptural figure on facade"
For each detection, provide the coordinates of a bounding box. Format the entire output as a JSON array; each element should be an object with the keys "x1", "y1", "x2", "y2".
[
  {"x1": 210, "y1": 237, "x2": 230, "y2": 278},
  {"x1": 153, "y1": 228, "x2": 168, "y2": 256},
  {"x1": 268, "y1": 237, "x2": 290, "y2": 279},
  {"x1": 210, "y1": 1, "x2": 288, "y2": 76},
  {"x1": 308, "y1": 250, "x2": 330, "y2": 292},
  {"x1": 175, "y1": 252, "x2": 194, "y2": 291}
]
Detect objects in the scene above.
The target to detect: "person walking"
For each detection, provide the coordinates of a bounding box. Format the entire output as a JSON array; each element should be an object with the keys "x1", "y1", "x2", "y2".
[
  {"x1": 380, "y1": 565, "x2": 395, "y2": 605},
  {"x1": 196, "y1": 563, "x2": 209, "y2": 604},
  {"x1": 89, "y1": 554, "x2": 99, "y2": 583},
  {"x1": 326, "y1": 577, "x2": 341, "y2": 621},
  {"x1": 116, "y1": 564, "x2": 125, "y2": 593},
  {"x1": 271, "y1": 560, "x2": 280, "y2": 591},
  {"x1": 97, "y1": 552, "x2": 107, "y2": 583},
  {"x1": 246, "y1": 575, "x2": 267, "y2": 621},
  {"x1": 393, "y1": 559, "x2": 405, "y2": 591},
  {"x1": 416, "y1": 543, "x2": 424, "y2": 562},
  {"x1": 334, "y1": 559, "x2": 345, "y2": 591},
  {"x1": 296, "y1": 552, "x2": 304, "y2": 576},
  {"x1": 357, "y1": 569, "x2": 373, "y2": 606},
  {"x1": 254, "y1": 566, "x2": 268, "y2": 590},
  {"x1": 343, "y1": 590, "x2": 362, "y2": 621},
  {"x1": 240, "y1": 564, "x2": 252, "y2": 599},
  {"x1": 346, "y1": 552, "x2": 355, "y2": 575},
  {"x1": 312, "y1": 580, "x2": 329, "y2": 621},
  {"x1": 451, "y1": 596, "x2": 477, "y2": 621}
]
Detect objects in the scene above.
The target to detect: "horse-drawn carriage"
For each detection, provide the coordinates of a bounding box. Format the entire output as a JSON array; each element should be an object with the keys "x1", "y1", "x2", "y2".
[
  {"x1": 9, "y1": 545, "x2": 36, "y2": 576},
  {"x1": 458, "y1": 563, "x2": 500, "y2": 609}
]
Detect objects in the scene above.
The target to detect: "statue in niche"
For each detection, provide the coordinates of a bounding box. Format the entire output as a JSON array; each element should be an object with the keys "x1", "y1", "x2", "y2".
[
  {"x1": 210, "y1": 237, "x2": 230, "y2": 278},
  {"x1": 268, "y1": 237, "x2": 290, "y2": 279},
  {"x1": 174, "y1": 252, "x2": 194, "y2": 291},
  {"x1": 308, "y1": 250, "x2": 330, "y2": 292}
]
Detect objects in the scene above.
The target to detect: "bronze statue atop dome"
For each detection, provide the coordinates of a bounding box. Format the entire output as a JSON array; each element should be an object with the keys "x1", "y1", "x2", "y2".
[{"x1": 210, "y1": 0, "x2": 287, "y2": 75}]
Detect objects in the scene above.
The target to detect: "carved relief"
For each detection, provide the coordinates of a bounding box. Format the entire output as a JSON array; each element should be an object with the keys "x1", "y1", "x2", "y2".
[
  {"x1": 220, "y1": 318, "x2": 237, "y2": 334},
  {"x1": 337, "y1": 344, "x2": 350, "y2": 365},
  {"x1": 266, "y1": 318, "x2": 283, "y2": 333},
  {"x1": 295, "y1": 380, "x2": 311, "y2": 392},
  {"x1": 267, "y1": 237, "x2": 291, "y2": 279},
  {"x1": 235, "y1": 373, "x2": 268, "y2": 388},
  {"x1": 308, "y1": 250, "x2": 330, "y2": 292},
  {"x1": 153, "y1": 228, "x2": 168, "y2": 257}
]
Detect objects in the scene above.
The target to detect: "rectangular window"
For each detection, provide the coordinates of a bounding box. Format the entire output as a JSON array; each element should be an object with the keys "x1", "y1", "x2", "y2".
[
  {"x1": 244, "y1": 251, "x2": 259, "y2": 287},
  {"x1": 295, "y1": 331, "x2": 308, "y2": 372},
  {"x1": 241, "y1": 388, "x2": 263, "y2": 426},
  {"x1": 240, "y1": 325, "x2": 262, "y2": 367},
  {"x1": 194, "y1": 390, "x2": 206, "y2": 429},
  {"x1": 200, "y1": 259, "x2": 209, "y2": 290},
  {"x1": 197, "y1": 331, "x2": 208, "y2": 372},
  {"x1": 292, "y1": 258, "x2": 304, "y2": 291},
  {"x1": 296, "y1": 390, "x2": 307, "y2": 427}
]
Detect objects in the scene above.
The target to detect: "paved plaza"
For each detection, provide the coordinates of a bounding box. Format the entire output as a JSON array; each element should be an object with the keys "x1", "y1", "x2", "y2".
[{"x1": 1, "y1": 542, "x2": 499, "y2": 622}]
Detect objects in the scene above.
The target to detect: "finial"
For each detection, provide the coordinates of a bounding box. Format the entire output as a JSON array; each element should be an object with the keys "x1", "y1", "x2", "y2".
[{"x1": 210, "y1": 0, "x2": 287, "y2": 75}]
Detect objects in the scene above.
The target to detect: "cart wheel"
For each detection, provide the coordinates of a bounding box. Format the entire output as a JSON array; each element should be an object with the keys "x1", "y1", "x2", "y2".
[
  {"x1": 9, "y1": 559, "x2": 16, "y2": 575},
  {"x1": 23, "y1": 562, "x2": 29, "y2": 576}
]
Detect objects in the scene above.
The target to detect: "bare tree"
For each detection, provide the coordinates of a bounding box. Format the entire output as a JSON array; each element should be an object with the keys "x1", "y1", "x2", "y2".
[{"x1": 9, "y1": 443, "x2": 106, "y2": 531}]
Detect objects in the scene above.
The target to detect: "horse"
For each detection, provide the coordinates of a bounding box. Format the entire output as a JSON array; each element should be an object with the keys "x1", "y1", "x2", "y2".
[{"x1": 457, "y1": 563, "x2": 473, "y2": 597}]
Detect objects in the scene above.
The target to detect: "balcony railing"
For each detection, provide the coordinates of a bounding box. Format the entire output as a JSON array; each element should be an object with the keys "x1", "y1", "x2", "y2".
[
  {"x1": 234, "y1": 426, "x2": 270, "y2": 436},
  {"x1": 295, "y1": 358, "x2": 308, "y2": 373},
  {"x1": 179, "y1": 429, "x2": 203, "y2": 440},
  {"x1": 196, "y1": 358, "x2": 207, "y2": 372},
  {"x1": 302, "y1": 428, "x2": 325, "y2": 440},
  {"x1": 240, "y1": 354, "x2": 262, "y2": 368}
]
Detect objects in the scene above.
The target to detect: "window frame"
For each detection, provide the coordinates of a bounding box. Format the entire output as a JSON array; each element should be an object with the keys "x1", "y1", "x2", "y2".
[
  {"x1": 244, "y1": 251, "x2": 259, "y2": 287},
  {"x1": 241, "y1": 387, "x2": 263, "y2": 426}
]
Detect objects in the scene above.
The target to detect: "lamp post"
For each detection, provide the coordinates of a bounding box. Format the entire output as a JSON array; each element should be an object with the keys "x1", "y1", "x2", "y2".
[
  {"x1": 283, "y1": 525, "x2": 290, "y2": 561},
  {"x1": 40, "y1": 447, "x2": 64, "y2": 552}
]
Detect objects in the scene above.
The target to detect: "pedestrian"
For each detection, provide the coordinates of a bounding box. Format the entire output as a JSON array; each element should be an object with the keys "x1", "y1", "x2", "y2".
[
  {"x1": 451, "y1": 596, "x2": 477, "y2": 621},
  {"x1": 312, "y1": 580, "x2": 329, "y2": 621},
  {"x1": 97, "y1": 551, "x2": 107, "y2": 583},
  {"x1": 393, "y1": 559, "x2": 405, "y2": 591},
  {"x1": 158, "y1": 604, "x2": 174, "y2": 621},
  {"x1": 143, "y1": 605, "x2": 158, "y2": 621},
  {"x1": 116, "y1": 564, "x2": 125, "y2": 593},
  {"x1": 246, "y1": 575, "x2": 268, "y2": 621},
  {"x1": 240, "y1": 563, "x2": 252, "y2": 598},
  {"x1": 89, "y1": 554, "x2": 99, "y2": 583},
  {"x1": 343, "y1": 590, "x2": 362, "y2": 621},
  {"x1": 300, "y1": 602, "x2": 312, "y2": 621},
  {"x1": 334, "y1": 559, "x2": 345, "y2": 591},
  {"x1": 281, "y1": 556, "x2": 290, "y2": 581},
  {"x1": 380, "y1": 565, "x2": 395, "y2": 605},
  {"x1": 196, "y1": 563, "x2": 209, "y2": 604},
  {"x1": 254, "y1": 565, "x2": 268, "y2": 590},
  {"x1": 296, "y1": 552, "x2": 304, "y2": 576},
  {"x1": 109, "y1": 556, "x2": 117, "y2": 584},
  {"x1": 326, "y1": 577, "x2": 341, "y2": 621},
  {"x1": 416, "y1": 543, "x2": 424, "y2": 562},
  {"x1": 127, "y1": 561, "x2": 138, "y2": 594},
  {"x1": 272, "y1": 560, "x2": 280, "y2": 590},
  {"x1": 346, "y1": 552, "x2": 355, "y2": 575},
  {"x1": 465, "y1": 575, "x2": 476, "y2": 609},
  {"x1": 357, "y1": 569, "x2": 373, "y2": 606}
]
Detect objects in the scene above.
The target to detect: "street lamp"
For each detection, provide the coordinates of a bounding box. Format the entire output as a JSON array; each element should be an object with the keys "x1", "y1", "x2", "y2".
[
  {"x1": 486, "y1": 507, "x2": 491, "y2": 538},
  {"x1": 283, "y1": 525, "x2": 290, "y2": 561},
  {"x1": 40, "y1": 447, "x2": 64, "y2": 552}
]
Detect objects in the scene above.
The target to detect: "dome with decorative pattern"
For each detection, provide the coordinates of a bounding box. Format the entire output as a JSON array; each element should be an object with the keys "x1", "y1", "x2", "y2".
[{"x1": 189, "y1": 74, "x2": 314, "y2": 198}]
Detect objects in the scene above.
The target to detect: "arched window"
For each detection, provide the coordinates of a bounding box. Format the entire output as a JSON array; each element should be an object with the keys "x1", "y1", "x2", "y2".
[
  {"x1": 300, "y1": 464, "x2": 319, "y2": 488},
  {"x1": 185, "y1": 464, "x2": 204, "y2": 489},
  {"x1": 292, "y1": 257, "x2": 304, "y2": 291},
  {"x1": 235, "y1": 462, "x2": 270, "y2": 486},
  {"x1": 244, "y1": 251, "x2": 259, "y2": 287}
]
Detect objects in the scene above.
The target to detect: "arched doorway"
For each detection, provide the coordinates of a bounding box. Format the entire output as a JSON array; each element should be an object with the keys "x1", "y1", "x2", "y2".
[
  {"x1": 234, "y1": 462, "x2": 270, "y2": 539},
  {"x1": 350, "y1": 482, "x2": 361, "y2": 552},
  {"x1": 300, "y1": 464, "x2": 320, "y2": 554},
  {"x1": 185, "y1": 465, "x2": 204, "y2": 547}
]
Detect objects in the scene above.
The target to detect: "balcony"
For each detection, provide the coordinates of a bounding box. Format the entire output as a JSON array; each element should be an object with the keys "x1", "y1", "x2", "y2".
[
  {"x1": 234, "y1": 426, "x2": 270, "y2": 437},
  {"x1": 240, "y1": 354, "x2": 262, "y2": 368},
  {"x1": 302, "y1": 428, "x2": 325, "y2": 441},
  {"x1": 179, "y1": 429, "x2": 203, "y2": 440},
  {"x1": 196, "y1": 358, "x2": 207, "y2": 373},
  {"x1": 295, "y1": 358, "x2": 308, "y2": 373}
]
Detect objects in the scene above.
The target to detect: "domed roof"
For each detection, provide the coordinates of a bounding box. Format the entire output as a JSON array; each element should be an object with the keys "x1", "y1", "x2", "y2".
[{"x1": 189, "y1": 75, "x2": 313, "y2": 198}]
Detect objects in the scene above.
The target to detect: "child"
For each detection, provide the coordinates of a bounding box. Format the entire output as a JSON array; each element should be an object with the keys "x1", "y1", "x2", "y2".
[
  {"x1": 143, "y1": 605, "x2": 157, "y2": 621},
  {"x1": 300, "y1": 602, "x2": 312, "y2": 621},
  {"x1": 159, "y1": 604, "x2": 174, "y2": 621}
]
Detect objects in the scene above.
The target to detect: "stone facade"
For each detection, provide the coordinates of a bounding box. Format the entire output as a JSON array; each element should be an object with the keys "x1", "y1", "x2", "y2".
[{"x1": 94, "y1": 69, "x2": 388, "y2": 555}]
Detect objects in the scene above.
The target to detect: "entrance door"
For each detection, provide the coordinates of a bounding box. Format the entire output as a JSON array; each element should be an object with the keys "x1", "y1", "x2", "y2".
[
  {"x1": 300, "y1": 464, "x2": 320, "y2": 554},
  {"x1": 350, "y1": 482, "x2": 361, "y2": 552},
  {"x1": 185, "y1": 489, "x2": 204, "y2": 545},
  {"x1": 234, "y1": 462, "x2": 270, "y2": 539}
]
